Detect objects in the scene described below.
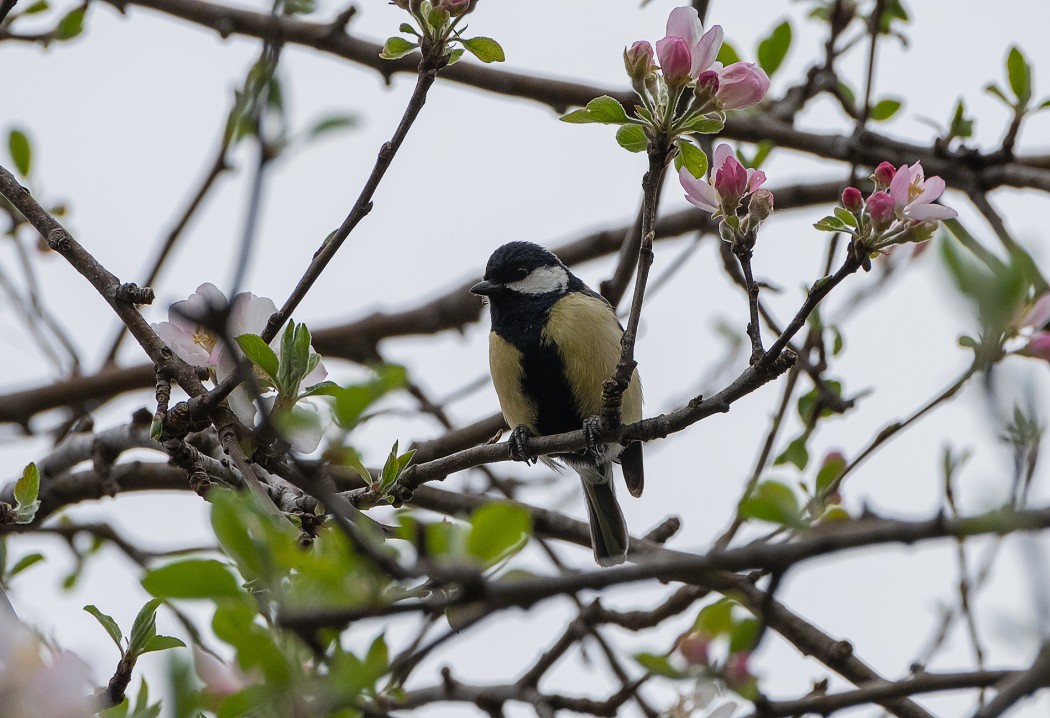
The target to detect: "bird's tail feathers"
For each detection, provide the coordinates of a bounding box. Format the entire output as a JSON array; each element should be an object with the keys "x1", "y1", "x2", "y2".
[{"x1": 578, "y1": 463, "x2": 628, "y2": 567}]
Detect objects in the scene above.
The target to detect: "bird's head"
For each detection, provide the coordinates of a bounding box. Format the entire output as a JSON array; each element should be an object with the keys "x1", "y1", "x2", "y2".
[{"x1": 470, "y1": 241, "x2": 570, "y2": 300}]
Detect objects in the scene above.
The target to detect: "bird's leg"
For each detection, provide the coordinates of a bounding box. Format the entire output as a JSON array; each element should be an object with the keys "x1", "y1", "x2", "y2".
[
  {"x1": 509, "y1": 424, "x2": 537, "y2": 465},
  {"x1": 583, "y1": 416, "x2": 609, "y2": 463}
]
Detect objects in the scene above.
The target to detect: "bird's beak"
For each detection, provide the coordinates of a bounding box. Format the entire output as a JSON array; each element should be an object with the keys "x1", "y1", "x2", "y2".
[{"x1": 470, "y1": 280, "x2": 498, "y2": 296}]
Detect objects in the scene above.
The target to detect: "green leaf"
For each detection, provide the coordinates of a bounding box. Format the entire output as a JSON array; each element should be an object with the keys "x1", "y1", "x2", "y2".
[
  {"x1": 138, "y1": 635, "x2": 186, "y2": 655},
  {"x1": 948, "y1": 99, "x2": 975, "y2": 139},
  {"x1": 815, "y1": 453, "x2": 846, "y2": 493},
  {"x1": 674, "y1": 140, "x2": 708, "y2": 179},
  {"x1": 1007, "y1": 46, "x2": 1032, "y2": 105},
  {"x1": 128, "y1": 598, "x2": 164, "y2": 656},
  {"x1": 677, "y1": 114, "x2": 725, "y2": 134},
  {"x1": 365, "y1": 633, "x2": 388, "y2": 673},
  {"x1": 23, "y1": 0, "x2": 50, "y2": 14},
  {"x1": 695, "y1": 598, "x2": 733, "y2": 635},
  {"x1": 814, "y1": 216, "x2": 847, "y2": 233},
  {"x1": 984, "y1": 82, "x2": 1010, "y2": 105},
  {"x1": 379, "y1": 442, "x2": 414, "y2": 495},
  {"x1": 739, "y1": 480, "x2": 805, "y2": 528},
  {"x1": 560, "y1": 95, "x2": 630, "y2": 125},
  {"x1": 85, "y1": 605, "x2": 125, "y2": 651},
  {"x1": 837, "y1": 81, "x2": 857, "y2": 110},
  {"x1": 757, "y1": 20, "x2": 792, "y2": 77},
  {"x1": 236, "y1": 334, "x2": 279, "y2": 383},
  {"x1": 8, "y1": 552, "x2": 44, "y2": 578},
  {"x1": 446, "y1": 48, "x2": 465, "y2": 65},
  {"x1": 398, "y1": 23, "x2": 416, "y2": 35},
  {"x1": 283, "y1": 0, "x2": 315, "y2": 14},
  {"x1": 333, "y1": 365, "x2": 407, "y2": 429},
  {"x1": 55, "y1": 6, "x2": 86, "y2": 40},
  {"x1": 142, "y1": 559, "x2": 243, "y2": 599},
  {"x1": 380, "y1": 36, "x2": 417, "y2": 60},
  {"x1": 306, "y1": 114, "x2": 359, "y2": 139},
  {"x1": 833, "y1": 207, "x2": 857, "y2": 228},
  {"x1": 634, "y1": 652, "x2": 686, "y2": 679},
  {"x1": 869, "y1": 98, "x2": 903, "y2": 121},
  {"x1": 460, "y1": 36, "x2": 505, "y2": 63},
  {"x1": 729, "y1": 617, "x2": 759, "y2": 653},
  {"x1": 13, "y1": 462, "x2": 40, "y2": 524},
  {"x1": 615, "y1": 124, "x2": 647, "y2": 152},
  {"x1": 299, "y1": 380, "x2": 340, "y2": 399},
  {"x1": 467, "y1": 502, "x2": 531, "y2": 566},
  {"x1": 8, "y1": 130, "x2": 31, "y2": 177},
  {"x1": 716, "y1": 40, "x2": 740, "y2": 66}
]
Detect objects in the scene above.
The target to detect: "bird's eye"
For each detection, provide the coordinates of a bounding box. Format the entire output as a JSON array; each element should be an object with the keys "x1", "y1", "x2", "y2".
[{"x1": 513, "y1": 266, "x2": 528, "y2": 279}]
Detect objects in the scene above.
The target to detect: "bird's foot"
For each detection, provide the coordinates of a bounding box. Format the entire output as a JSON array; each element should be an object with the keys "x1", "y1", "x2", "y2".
[
  {"x1": 583, "y1": 416, "x2": 609, "y2": 463},
  {"x1": 509, "y1": 425, "x2": 537, "y2": 465}
]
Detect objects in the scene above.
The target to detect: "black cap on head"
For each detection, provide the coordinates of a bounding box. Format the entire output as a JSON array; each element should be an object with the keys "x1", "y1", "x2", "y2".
[
  {"x1": 485, "y1": 242, "x2": 562, "y2": 277},
  {"x1": 471, "y1": 242, "x2": 569, "y2": 297}
]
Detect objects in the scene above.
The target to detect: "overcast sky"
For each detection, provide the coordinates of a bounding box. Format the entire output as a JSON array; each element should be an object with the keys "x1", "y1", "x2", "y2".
[{"x1": 4, "y1": 1, "x2": 1050, "y2": 715}]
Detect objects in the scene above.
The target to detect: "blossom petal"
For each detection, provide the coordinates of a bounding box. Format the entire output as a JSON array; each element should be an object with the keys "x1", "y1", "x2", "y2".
[
  {"x1": 692, "y1": 24, "x2": 723, "y2": 75},
  {"x1": 912, "y1": 175, "x2": 946, "y2": 206},
  {"x1": 904, "y1": 203, "x2": 957, "y2": 221},
  {"x1": 665, "y1": 5, "x2": 701, "y2": 45},
  {"x1": 888, "y1": 163, "x2": 914, "y2": 208},
  {"x1": 680, "y1": 167, "x2": 719, "y2": 213},
  {"x1": 1024, "y1": 294, "x2": 1050, "y2": 330},
  {"x1": 713, "y1": 143, "x2": 734, "y2": 170}
]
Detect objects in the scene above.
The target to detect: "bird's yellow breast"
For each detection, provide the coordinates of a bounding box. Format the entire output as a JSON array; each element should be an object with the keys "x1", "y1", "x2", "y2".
[
  {"x1": 542, "y1": 293, "x2": 642, "y2": 424},
  {"x1": 489, "y1": 332, "x2": 538, "y2": 431}
]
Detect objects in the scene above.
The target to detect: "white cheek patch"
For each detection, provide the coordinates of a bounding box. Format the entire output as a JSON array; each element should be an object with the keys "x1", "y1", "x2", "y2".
[{"x1": 507, "y1": 265, "x2": 568, "y2": 295}]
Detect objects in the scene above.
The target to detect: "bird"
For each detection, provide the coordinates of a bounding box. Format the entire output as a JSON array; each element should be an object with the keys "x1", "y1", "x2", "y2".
[{"x1": 470, "y1": 241, "x2": 643, "y2": 566}]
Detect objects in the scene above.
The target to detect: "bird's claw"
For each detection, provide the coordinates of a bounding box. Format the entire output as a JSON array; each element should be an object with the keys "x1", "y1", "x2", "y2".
[
  {"x1": 583, "y1": 416, "x2": 608, "y2": 463},
  {"x1": 509, "y1": 425, "x2": 537, "y2": 465}
]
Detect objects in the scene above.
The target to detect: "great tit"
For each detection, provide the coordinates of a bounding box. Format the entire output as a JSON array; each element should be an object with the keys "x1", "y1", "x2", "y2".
[{"x1": 470, "y1": 241, "x2": 643, "y2": 566}]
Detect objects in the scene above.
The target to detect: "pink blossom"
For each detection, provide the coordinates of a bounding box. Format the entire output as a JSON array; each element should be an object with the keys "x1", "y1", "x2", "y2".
[
  {"x1": 679, "y1": 144, "x2": 765, "y2": 217},
  {"x1": 715, "y1": 62, "x2": 770, "y2": 109},
  {"x1": 889, "y1": 162, "x2": 958, "y2": 221},
  {"x1": 624, "y1": 41, "x2": 655, "y2": 82},
  {"x1": 866, "y1": 191, "x2": 895, "y2": 230},
  {"x1": 152, "y1": 282, "x2": 228, "y2": 368},
  {"x1": 194, "y1": 645, "x2": 254, "y2": 698},
  {"x1": 680, "y1": 166, "x2": 720, "y2": 213},
  {"x1": 872, "y1": 161, "x2": 896, "y2": 189},
  {"x1": 841, "y1": 187, "x2": 863, "y2": 213},
  {"x1": 676, "y1": 631, "x2": 711, "y2": 666},
  {"x1": 660, "y1": 6, "x2": 723, "y2": 78},
  {"x1": 154, "y1": 284, "x2": 328, "y2": 453},
  {"x1": 436, "y1": 0, "x2": 474, "y2": 15},
  {"x1": 723, "y1": 651, "x2": 752, "y2": 690},
  {"x1": 1017, "y1": 294, "x2": 1050, "y2": 361},
  {"x1": 655, "y1": 36, "x2": 692, "y2": 84}
]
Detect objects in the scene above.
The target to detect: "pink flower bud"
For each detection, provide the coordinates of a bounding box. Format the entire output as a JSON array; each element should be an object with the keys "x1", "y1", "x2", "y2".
[
  {"x1": 723, "y1": 652, "x2": 752, "y2": 690},
  {"x1": 694, "y1": 70, "x2": 720, "y2": 105},
  {"x1": 866, "y1": 191, "x2": 895, "y2": 231},
  {"x1": 1021, "y1": 333, "x2": 1050, "y2": 362},
  {"x1": 656, "y1": 36, "x2": 693, "y2": 85},
  {"x1": 437, "y1": 0, "x2": 474, "y2": 14},
  {"x1": 747, "y1": 188, "x2": 774, "y2": 226},
  {"x1": 714, "y1": 156, "x2": 748, "y2": 205},
  {"x1": 715, "y1": 62, "x2": 770, "y2": 110},
  {"x1": 872, "y1": 161, "x2": 896, "y2": 189},
  {"x1": 677, "y1": 632, "x2": 712, "y2": 666},
  {"x1": 624, "y1": 41, "x2": 656, "y2": 83},
  {"x1": 841, "y1": 187, "x2": 863, "y2": 213}
]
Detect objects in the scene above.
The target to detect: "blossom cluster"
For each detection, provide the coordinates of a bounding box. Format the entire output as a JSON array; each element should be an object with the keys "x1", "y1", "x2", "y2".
[
  {"x1": 679, "y1": 143, "x2": 774, "y2": 244},
  {"x1": 626, "y1": 7, "x2": 770, "y2": 114},
  {"x1": 818, "y1": 161, "x2": 958, "y2": 253},
  {"x1": 153, "y1": 283, "x2": 328, "y2": 453}
]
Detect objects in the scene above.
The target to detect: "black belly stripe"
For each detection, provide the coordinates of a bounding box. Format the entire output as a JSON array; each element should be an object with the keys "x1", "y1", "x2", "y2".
[{"x1": 519, "y1": 343, "x2": 583, "y2": 437}]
